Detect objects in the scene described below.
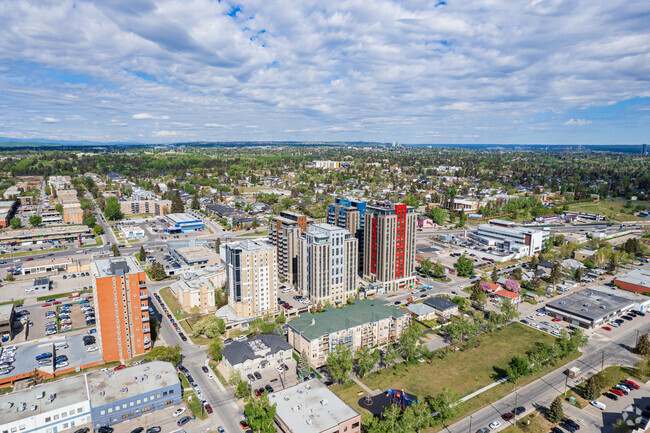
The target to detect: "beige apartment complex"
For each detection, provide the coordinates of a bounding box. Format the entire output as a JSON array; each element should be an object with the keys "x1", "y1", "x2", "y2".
[
  {"x1": 120, "y1": 199, "x2": 171, "y2": 216},
  {"x1": 224, "y1": 239, "x2": 278, "y2": 318},
  {"x1": 170, "y1": 276, "x2": 216, "y2": 314},
  {"x1": 297, "y1": 223, "x2": 357, "y2": 305},
  {"x1": 268, "y1": 211, "x2": 312, "y2": 284},
  {"x1": 287, "y1": 301, "x2": 411, "y2": 367},
  {"x1": 362, "y1": 201, "x2": 417, "y2": 292}
]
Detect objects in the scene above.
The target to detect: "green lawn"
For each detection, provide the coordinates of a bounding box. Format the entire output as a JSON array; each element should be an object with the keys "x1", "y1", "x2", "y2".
[
  {"x1": 0, "y1": 299, "x2": 24, "y2": 306},
  {"x1": 80, "y1": 237, "x2": 103, "y2": 248},
  {"x1": 183, "y1": 389, "x2": 208, "y2": 420},
  {"x1": 159, "y1": 287, "x2": 189, "y2": 320},
  {"x1": 236, "y1": 230, "x2": 269, "y2": 237},
  {"x1": 178, "y1": 372, "x2": 191, "y2": 389},
  {"x1": 0, "y1": 247, "x2": 67, "y2": 258},
  {"x1": 566, "y1": 199, "x2": 648, "y2": 222},
  {"x1": 333, "y1": 323, "x2": 580, "y2": 428},
  {"x1": 209, "y1": 360, "x2": 228, "y2": 387},
  {"x1": 37, "y1": 289, "x2": 92, "y2": 301}
]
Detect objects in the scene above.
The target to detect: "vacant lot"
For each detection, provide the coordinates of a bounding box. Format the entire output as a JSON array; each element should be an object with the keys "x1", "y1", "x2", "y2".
[{"x1": 566, "y1": 199, "x2": 649, "y2": 222}]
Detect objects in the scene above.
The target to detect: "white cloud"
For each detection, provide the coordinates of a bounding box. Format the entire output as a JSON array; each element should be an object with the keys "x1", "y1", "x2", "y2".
[
  {"x1": 42, "y1": 117, "x2": 60, "y2": 123},
  {"x1": 204, "y1": 123, "x2": 229, "y2": 128},
  {"x1": 154, "y1": 130, "x2": 183, "y2": 136},
  {"x1": 132, "y1": 113, "x2": 170, "y2": 120},
  {"x1": 565, "y1": 118, "x2": 592, "y2": 126}
]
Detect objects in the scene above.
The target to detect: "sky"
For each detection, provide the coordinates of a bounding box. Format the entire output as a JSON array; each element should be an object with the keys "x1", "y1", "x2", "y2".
[{"x1": 0, "y1": 0, "x2": 649, "y2": 145}]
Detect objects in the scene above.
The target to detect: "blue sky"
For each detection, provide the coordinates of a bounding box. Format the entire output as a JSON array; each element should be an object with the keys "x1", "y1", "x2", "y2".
[{"x1": 0, "y1": 0, "x2": 649, "y2": 144}]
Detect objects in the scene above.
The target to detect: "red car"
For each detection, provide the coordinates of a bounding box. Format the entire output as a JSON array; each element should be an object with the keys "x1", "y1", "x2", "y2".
[
  {"x1": 552, "y1": 318, "x2": 561, "y2": 322},
  {"x1": 204, "y1": 403, "x2": 213, "y2": 414},
  {"x1": 173, "y1": 323, "x2": 179, "y2": 328},
  {"x1": 26, "y1": 258, "x2": 34, "y2": 261},
  {"x1": 52, "y1": 301, "x2": 61, "y2": 305},
  {"x1": 602, "y1": 326, "x2": 612, "y2": 331},
  {"x1": 623, "y1": 380, "x2": 640, "y2": 389},
  {"x1": 610, "y1": 388, "x2": 624, "y2": 396},
  {"x1": 501, "y1": 412, "x2": 514, "y2": 421},
  {"x1": 42, "y1": 303, "x2": 52, "y2": 307},
  {"x1": 239, "y1": 420, "x2": 249, "y2": 430},
  {"x1": 114, "y1": 365, "x2": 126, "y2": 371}
]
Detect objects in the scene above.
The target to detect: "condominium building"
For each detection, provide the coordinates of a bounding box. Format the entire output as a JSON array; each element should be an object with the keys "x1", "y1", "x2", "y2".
[
  {"x1": 119, "y1": 199, "x2": 171, "y2": 217},
  {"x1": 91, "y1": 257, "x2": 151, "y2": 363},
  {"x1": 328, "y1": 197, "x2": 366, "y2": 270},
  {"x1": 170, "y1": 276, "x2": 216, "y2": 314},
  {"x1": 471, "y1": 219, "x2": 549, "y2": 255},
  {"x1": 297, "y1": 223, "x2": 358, "y2": 305},
  {"x1": 268, "y1": 211, "x2": 312, "y2": 284},
  {"x1": 224, "y1": 240, "x2": 278, "y2": 319},
  {"x1": 287, "y1": 301, "x2": 411, "y2": 367},
  {"x1": 362, "y1": 201, "x2": 417, "y2": 292}
]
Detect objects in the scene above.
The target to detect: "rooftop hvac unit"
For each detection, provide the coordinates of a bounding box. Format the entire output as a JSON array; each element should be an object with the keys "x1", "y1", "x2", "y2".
[
  {"x1": 99, "y1": 390, "x2": 105, "y2": 396},
  {"x1": 2, "y1": 402, "x2": 13, "y2": 410},
  {"x1": 284, "y1": 395, "x2": 290, "y2": 401},
  {"x1": 36, "y1": 391, "x2": 45, "y2": 399},
  {"x1": 31, "y1": 405, "x2": 38, "y2": 411},
  {"x1": 120, "y1": 387, "x2": 128, "y2": 393},
  {"x1": 306, "y1": 418, "x2": 312, "y2": 425},
  {"x1": 47, "y1": 393, "x2": 56, "y2": 404},
  {"x1": 320, "y1": 399, "x2": 328, "y2": 406},
  {"x1": 305, "y1": 384, "x2": 311, "y2": 390},
  {"x1": 17, "y1": 402, "x2": 26, "y2": 412}
]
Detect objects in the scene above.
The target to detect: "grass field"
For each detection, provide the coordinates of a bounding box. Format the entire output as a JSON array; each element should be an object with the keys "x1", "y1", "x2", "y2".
[
  {"x1": 159, "y1": 287, "x2": 189, "y2": 320},
  {"x1": 80, "y1": 236, "x2": 103, "y2": 248},
  {"x1": 0, "y1": 247, "x2": 67, "y2": 258},
  {"x1": 183, "y1": 389, "x2": 208, "y2": 420},
  {"x1": 333, "y1": 323, "x2": 580, "y2": 427},
  {"x1": 236, "y1": 229, "x2": 269, "y2": 237},
  {"x1": 566, "y1": 199, "x2": 648, "y2": 222},
  {"x1": 0, "y1": 299, "x2": 24, "y2": 306}
]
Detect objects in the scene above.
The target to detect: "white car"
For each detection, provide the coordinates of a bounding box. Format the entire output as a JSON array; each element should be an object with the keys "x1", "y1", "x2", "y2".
[
  {"x1": 86, "y1": 346, "x2": 98, "y2": 352},
  {"x1": 489, "y1": 421, "x2": 502, "y2": 429},
  {"x1": 173, "y1": 408, "x2": 186, "y2": 417},
  {"x1": 526, "y1": 315, "x2": 534, "y2": 320},
  {"x1": 235, "y1": 335, "x2": 246, "y2": 341},
  {"x1": 590, "y1": 400, "x2": 606, "y2": 410},
  {"x1": 276, "y1": 365, "x2": 284, "y2": 372}
]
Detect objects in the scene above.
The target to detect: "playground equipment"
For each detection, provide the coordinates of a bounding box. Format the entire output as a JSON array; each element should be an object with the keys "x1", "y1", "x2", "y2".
[{"x1": 385, "y1": 389, "x2": 418, "y2": 411}]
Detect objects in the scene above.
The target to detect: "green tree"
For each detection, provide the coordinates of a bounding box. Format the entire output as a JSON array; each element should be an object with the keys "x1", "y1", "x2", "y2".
[
  {"x1": 429, "y1": 387, "x2": 462, "y2": 425},
  {"x1": 427, "y1": 206, "x2": 448, "y2": 225},
  {"x1": 55, "y1": 203, "x2": 63, "y2": 213},
  {"x1": 5, "y1": 273, "x2": 15, "y2": 282},
  {"x1": 455, "y1": 255, "x2": 475, "y2": 277},
  {"x1": 512, "y1": 267, "x2": 523, "y2": 280},
  {"x1": 190, "y1": 195, "x2": 200, "y2": 210},
  {"x1": 275, "y1": 311, "x2": 286, "y2": 324},
  {"x1": 550, "y1": 263, "x2": 563, "y2": 284},
  {"x1": 147, "y1": 261, "x2": 166, "y2": 280},
  {"x1": 297, "y1": 350, "x2": 311, "y2": 378},
  {"x1": 356, "y1": 347, "x2": 380, "y2": 378},
  {"x1": 530, "y1": 255, "x2": 539, "y2": 269},
  {"x1": 228, "y1": 369, "x2": 242, "y2": 387},
  {"x1": 93, "y1": 225, "x2": 104, "y2": 236},
  {"x1": 420, "y1": 258, "x2": 433, "y2": 275},
  {"x1": 383, "y1": 344, "x2": 399, "y2": 368},
  {"x1": 451, "y1": 295, "x2": 470, "y2": 311},
  {"x1": 208, "y1": 340, "x2": 223, "y2": 361},
  {"x1": 500, "y1": 298, "x2": 520, "y2": 322},
  {"x1": 9, "y1": 217, "x2": 21, "y2": 229},
  {"x1": 29, "y1": 215, "x2": 42, "y2": 226},
  {"x1": 470, "y1": 285, "x2": 487, "y2": 310},
  {"x1": 583, "y1": 375, "x2": 601, "y2": 400},
  {"x1": 635, "y1": 333, "x2": 650, "y2": 355},
  {"x1": 83, "y1": 216, "x2": 96, "y2": 228},
  {"x1": 244, "y1": 392, "x2": 277, "y2": 433},
  {"x1": 574, "y1": 267, "x2": 583, "y2": 283},
  {"x1": 235, "y1": 381, "x2": 249, "y2": 399},
  {"x1": 491, "y1": 266, "x2": 498, "y2": 283},
  {"x1": 327, "y1": 344, "x2": 354, "y2": 383},
  {"x1": 111, "y1": 243, "x2": 120, "y2": 257},
  {"x1": 399, "y1": 325, "x2": 420, "y2": 361},
  {"x1": 192, "y1": 315, "x2": 226, "y2": 338},
  {"x1": 103, "y1": 197, "x2": 122, "y2": 220},
  {"x1": 171, "y1": 191, "x2": 184, "y2": 213},
  {"x1": 546, "y1": 396, "x2": 564, "y2": 423},
  {"x1": 505, "y1": 355, "x2": 531, "y2": 382},
  {"x1": 144, "y1": 345, "x2": 182, "y2": 365},
  {"x1": 432, "y1": 262, "x2": 445, "y2": 279},
  {"x1": 215, "y1": 238, "x2": 221, "y2": 252},
  {"x1": 401, "y1": 402, "x2": 431, "y2": 433},
  {"x1": 138, "y1": 246, "x2": 147, "y2": 262},
  {"x1": 456, "y1": 213, "x2": 468, "y2": 228}
]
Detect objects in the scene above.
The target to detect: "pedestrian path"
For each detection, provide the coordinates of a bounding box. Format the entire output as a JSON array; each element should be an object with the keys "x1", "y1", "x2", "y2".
[{"x1": 351, "y1": 375, "x2": 382, "y2": 396}]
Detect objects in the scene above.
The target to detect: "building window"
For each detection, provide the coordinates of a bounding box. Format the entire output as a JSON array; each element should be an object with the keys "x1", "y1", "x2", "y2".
[
  {"x1": 137, "y1": 399, "x2": 141, "y2": 404},
  {"x1": 46, "y1": 429, "x2": 53, "y2": 433},
  {"x1": 143, "y1": 397, "x2": 148, "y2": 402},
  {"x1": 142, "y1": 407, "x2": 151, "y2": 413},
  {"x1": 164, "y1": 400, "x2": 174, "y2": 406},
  {"x1": 18, "y1": 426, "x2": 25, "y2": 431},
  {"x1": 156, "y1": 393, "x2": 161, "y2": 398},
  {"x1": 53, "y1": 415, "x2": 59, "y2": 420},
  {"x1": 108, "y1": 408, "x2": 112, "y2": 414},
  {"x1": 163, "y1": 391, "x2": 168, "y2": 396},
  {"x1": 69, "y1": 410, "x2": 75, "y2": 416},
  {"x1": 62, "y1": 424, "x2": 68, "y2": 430},
  {"x1": 100, "y1": 410, "x2": 105, "y2": 415},
  {"x1": 45, "y1": 417, "x2": 51, "y2": 422},
  {"x1": 130, "y1": 401, "x2": 134, "y2": 407},
  {"x1": 77, "y1": 408, "x2": 83, "y2": 413}
]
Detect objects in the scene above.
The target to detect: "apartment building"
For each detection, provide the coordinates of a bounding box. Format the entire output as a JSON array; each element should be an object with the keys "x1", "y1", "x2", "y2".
[
  {"x1": 472, "y1": 219, "x2": 549, "y2": 255},
  {"x1": 287, "y1": 301, "x2": 410, "y2": 367},
  {"x1": 297, "y1": 223, "x2": 358, "y2": 305},
  {"x1": 224, "y1": 240, "x2": 278, "y2": 319},
  {"x1": 362, "y1": 201, "x2": 417, "y2": 292},
  {"x1": 120, "y1": 199, "x2": 171, "y2": 217},
  {"x1": 91, "y1": 257, "x2": 151, "y2": 363},
  {"x1": 170, "y1": 276, "x2": 216, "y2": 314},
  {"x1": 328, "y1": 197, "x2": 366, "y2": 270},
  {"x1": 268, "y1": 210, "x2": 312, "y2": 284}
]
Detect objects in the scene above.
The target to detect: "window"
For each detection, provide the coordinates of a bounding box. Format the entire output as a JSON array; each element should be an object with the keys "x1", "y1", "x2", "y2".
[
  {"x1": 143, "y1": 397, "x2": 148, "y2": 402},
  {"x1": 100, "y1": 410, "x2": 106, "y2": 416},
  {"x1": 156, "y1": 393, "x2": 161, "y2": 398},
  {"x1": 169, "y1": 389, "x2": 174, "y2": 394},
  {"x1": 53, "y1": 415, "x2": 59, "y2": 420},
  {"x1": 122, "y1": 403, "x2": 127, "y2": 409},
  {"x1": 136, "y1": 399, "x2": 141, "y2": 404},
  {"x1": 62, "y1": 424, "x2": 68, "y2": 430},
  {"x1": 45, "y1": 417, "x2": 51, "y2": 423},
  {"x1": 108, "y1": 408, "x2": 113, "y2": 414},
  {"x1": 18, "y1": 426, "x2": 25, "y2": 431},
  {"x1": 164, "y1": 400, "x2": 174, "y2": 406},
  {"x1": 352, "y1": 422, "x2": 360, "y2": 429},
  {"x1": 142, "y1": 407, "x2": 151, "y2": 413},
  {"x1": 69, "y1": 410, "x2": 75, "y2": 416},
  {"x1": 129, "y1": 401, "x2": 134, "y2": 407},
  {"x1": 77, "y1": 407, "x2": 83, "y2": 413},
  {"x1": 163, "y1": 391, "x2": 168, "y2": 396},
  {"x1": 46, "y1": 429, "x2": 52, "y2": 433}
]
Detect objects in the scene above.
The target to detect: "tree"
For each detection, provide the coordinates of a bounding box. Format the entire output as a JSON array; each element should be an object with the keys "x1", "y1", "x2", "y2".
[
  {"x1": 432, "y1": 262, "x2": 445, "y2": 279},
  {"x1": 457, "y1": 212, "x2": 468, "y2": 228},
  {"x1": 455, "y1": 255, "x2": 475, "y2": 277},
  {"x1": 608, "y1": 255, "x2": 618, "y2": 273},
  {"x1": 546, "y1": 396, "x2": 564, "y2": 423},
  {"x1": 505, "y1": 355, "x2": 531, "y2": 382},
  {"x1": 550, "y1": 263, "x2": 563, "y2": 284},
  {"x1": 470, "y1": 285, "x2": 488, "y2": 310},
  {"x1": 9, "y1": 217, "x2": 21, "y2": 229},
  {"x1": 83, "y1": 216, "x2": 96, "y2": 228},
  {"x1": 399, "y1": 325, "x2": 420, "y2": 361},
  {"x1": 583, "y1": 376, "x2": 601, "y2": 400},
  {"x1": 244, "y1": 392, "x2": 277, "y2": 433},
  {"x1": 275, "y1": 311, "x2": 286, "y2": 324},
  {"x1": 574, "y1": 267, "x2": 583, "y2": 283},
  {"x1": 192, "y1": 315, "x2": 226, "y2": 338},
  {"x1": 104, "y1": 197, "x2": 122, "y2": 220},
  {"x1": 215, "y1": 238, "x2": 221, "y2": 252},
  {"x1": 491, "y1": 266, "x2": 498, "y2": 283},
  {"x1": 138, "y1": 246, "x2": 147, "y2": 262},
  {"x1": 401, "y1": 402, "x2": 431, "y2": 433},
  {"x1": 512, "y1": 267, "x2": 523, "y2": 280},
  {"x1": 635, "y1": 333, "x2": 650, "y2": 355},
  {"x1": 612, "y1": 418, "x2": 631, "y2": 433},
  {"x1": 356, "y1": 347, "x2": 379, "y2": 378},
  {"x1": 207, "y1": 340, "x2": 223, "y2": 361},
  {"x1": 420, "y1": 258, "x2": 433, "y2": 275},
  {"x1": 427, "y1": 206, "x2": 448, "y2": 225},
  {"x1": 327, "y1": 344, "x2": 354, "y2": 383},
  {"x1": 297, "y1": 350, "x2": 311, "y2": 378},
  {"x1": 5, "y1": 273, "x2": 15, "y2": 282},
  {"x1": 383, "y1": 344, "x2": 399, "y2": 368},
  {"x1": 228, "y1": 369, "x2": 243, "y2": 387},
  {"x1": 504, "y1": 279, "x2": 521, "y2": 294},
  {"x1": 147, "y1": 261, "x2": 166, "y2": 280},
  {"x1": 93, "y1": 225, "x2": 104, "y2": 236},
  {"x1": 111, "y1": 243, "x2": 120, "y2": 257},
  {"x1": 451, "y1": 295, "x2": 470, "y2": 310},
  {"x1": 171, "y1": 191, "x2": 184, "y2": 213},
  {"x1": 429, "y1": 387, "x2": 462, "y2": 425},
  {"x1": 29, "y1": 215, "x2": 42, "y2": 226},
  {"x1": 530, "y1": 255, "x2": 539, "y2": 269},
  {"x1": 190, "y1": 195, "x2": 200, "y2": 210},
  {"x1": 144, "y1": 345, "x2": 182, "y2": 365},
  {"x1": 55, "y1": 203, "x2": 63, "y2": 213},
  {"x1": 235, "y1": 381, "x2": 249, "y2": 399}
]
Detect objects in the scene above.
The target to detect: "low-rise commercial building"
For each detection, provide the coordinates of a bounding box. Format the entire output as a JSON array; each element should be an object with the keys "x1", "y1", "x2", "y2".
[
  {"x1": 0, "y1": 304, "x2": 15, "y2": 340},
  {"x1": 32, "y1": 277, "x2": 51, "y2": 293},
  {"x1": 270, "y1": 379, "x2": 361, "y2": 433},
  {"x1": 20, "y1": 259, "x2": 71, "y2": 276},
  {"x1": 471, "y1": 220, "x2": 549, "y2": 255},
  {"x1": 287, "y1": 301, "x2": 411, "y2": 367},
  {"x1": 120, "y1": 226, "x2": 145, "y2": 240},
  {"x1": 545, "y1": 289, "x2": 634, "y2": 328},
  {"x1": 219, "y1": 334, "x2": 293, "y2": 381},
  {"x1": 165, "y1": 213, "x2": 204, "y2": 233},
  {"x1": 613, "y1": 269, "x2": 650, "y2": 295},
  {"x1": 0, "y1": 226, "x2": 93, "y2": 246},
  {"x1": 589, "y1": 284, "x2": 650, "y2": 313},
  {"x1": 573, "y1": 249, "x2": 596, "y2": 261},
  {"x1": 170, "y1": 276, "x2": 216, "y2": 314},
  {"x1": 167, "y1": 239, "x2": 221, "y2": 269}
]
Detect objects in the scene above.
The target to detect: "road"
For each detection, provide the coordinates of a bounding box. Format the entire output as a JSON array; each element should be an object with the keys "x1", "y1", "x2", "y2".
[
  {"x1": 444, "y1": 317, "x2": 650, "y2": 433},
  {"x1": 148, "y1": 284, "x2": 243, "y2": 433}
]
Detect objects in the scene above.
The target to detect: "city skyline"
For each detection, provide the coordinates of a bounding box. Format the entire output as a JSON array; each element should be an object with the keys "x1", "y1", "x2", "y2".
[{"x1": 0, "y1": 0, "x2": 649, "y2": 144}]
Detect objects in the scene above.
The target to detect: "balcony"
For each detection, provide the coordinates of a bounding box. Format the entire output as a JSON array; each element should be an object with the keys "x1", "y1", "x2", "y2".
[
  {"x1": 144, "y1": 341, "x2": 152, "y2": 349},
  {"x1": 140, "y1": 304, "x2": 148, "y2": 311},
  {"x1": 139, "y1": 282, "x2": 147, "y2": 288},
  {"x1": 140, "y1": 293, "x2": 148, "y2": 300},
  {"x1": 143, "y1": 327, "x2": 150, "y2": 334},
  {"x1": 142, "y1": 315, "x2": 150, "y2": 322}
]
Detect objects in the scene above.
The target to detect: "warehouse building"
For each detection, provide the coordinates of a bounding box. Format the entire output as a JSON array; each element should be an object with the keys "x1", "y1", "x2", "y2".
[
  {"x1": 613, "y1": 269, "x2": 650, "y2": 295},
  {"x1": 165, "y1": 213, "x2": 205, "y2": 233},
  {"x1": 545, "y1": 289, "x2": 634, "y2": 329}
]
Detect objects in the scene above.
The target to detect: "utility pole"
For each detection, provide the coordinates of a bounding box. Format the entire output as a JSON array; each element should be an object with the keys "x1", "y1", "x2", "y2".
[
  {"x1": 564, "y1": 374, "x2": 569, "y2": 396},
  {"x1": 514, "y1": 392, "x2": 519, "y2": 424},
  {"x1": 601, "y1": 350, "x2": 604, "y2": 371},
  {"x1": 468, "y1": 415, "x2": 472, "y2": 433}
]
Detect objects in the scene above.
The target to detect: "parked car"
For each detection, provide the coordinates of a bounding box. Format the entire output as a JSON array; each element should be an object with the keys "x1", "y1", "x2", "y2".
[
  {"x1": 173, "y1": 408, "x2": 186, "y2": 417},
  {"x1": 590, "y1": 400, "x2": 606, "y2": 410},
  {"x1": 488, "y1": 421, "x2": 501, "y2": 430}
]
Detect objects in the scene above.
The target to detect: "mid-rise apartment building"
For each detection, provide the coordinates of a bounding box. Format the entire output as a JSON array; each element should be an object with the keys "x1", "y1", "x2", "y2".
[
  {"x1": 328, "y1": 197, "x2": 366, "y2": 270},
  {"x1": 170, "y1": 276, "x2": 216, "y2": 314},
  {"x1": 362, "y1": 201, "x2": 417, "y2": 292},
  {"x1": 287, "y1": 301, "x2": 410, "y2": 367},
  {"x1": 91, "y1": 257, "x2": 151, "y2": 362},
  {"x1": 297, "y1": 223, "x2": 357, "y2": 305},
  {"x1": 268, "y1": 210, "x2": 312, "y2": 284},
  {"x1": 224, "y1": 240, "x2": 278, "y2": 319},
  {"x1": 120, "y1": 199, "x2": 171, "y2": 217}
]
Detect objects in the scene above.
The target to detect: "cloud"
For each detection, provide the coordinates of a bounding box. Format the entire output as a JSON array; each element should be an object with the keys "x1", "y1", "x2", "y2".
[
  {"x1": 565, "y1": 118, "x2": 592, "y2": 126},
  {"x1": 42, "y1": 117, "x2": 60, "y2": 123},
  {"x1": 204, "y1": 123, "x2": 229, "y2": 128},
  {"x1": 132, "y1": 113, "x2": 170, "y2": 120},
  {"x1": 154, "y1": 130, "x2": 184, "y2": 136}
]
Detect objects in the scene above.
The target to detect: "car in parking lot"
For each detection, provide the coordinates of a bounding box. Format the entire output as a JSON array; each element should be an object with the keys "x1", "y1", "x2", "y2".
[
  {"x1": 97, "y1": 427, "x2": 114, "y2": 433},
  {"x1": 488, "y1": 421, "x2": 501, "y2": 429},
  {"x1": 173, "y1": 408, "x2": 186, "y2": 417},
  {"x1": 623, "y1": 379, "x2": 639, "y2": 389},
  {"x1": 145, "y1": 427, "x2": 160, "y2": 433},
  {"x1": 254, "y1": 371, "x2": 262, "y2": 380}
]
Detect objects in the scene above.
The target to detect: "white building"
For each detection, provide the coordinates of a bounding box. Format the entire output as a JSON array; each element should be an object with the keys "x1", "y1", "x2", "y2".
[
  {"x1": 120, "y1": 226, "x2": 145, "y2": 240},
  {"x1": 472, "y1": 220, "x2": 549, "y2": 255}
]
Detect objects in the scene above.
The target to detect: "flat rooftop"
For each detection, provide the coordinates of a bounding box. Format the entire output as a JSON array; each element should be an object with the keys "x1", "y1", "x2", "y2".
[
  {"x1": 269, "y1": 379, "x2": 359, "y2": 433},
  {"x1": 86, "y1": 361, "x2": 179, "y2": 407},
  {"x1": 92, "y1": 256, "x2": 142, "y2": 278},
  {"x1": 0, "y1": 375, "x2": 88, "y2": 424},
  {"x1": 176, "y1": 245, "x2": 216, "y2": 263},
  {"x1": 0, "y1": 225, "x2": 90, "y2": 241},
  {"x1": 288, "y1": 301, "x2": 407, "y2": 341},
  {"x1": 166, "y1": 213, "x2": 202, "y2": 224},
  {"x1": 589, "y1": 284, "x2": 650, "y2": 304},
  {"x1": 614, "y1": 269, "x2": 650, "y2": 290},
  {"x1": 227, "y1": 239, "x2": 274, "y2": 253},
  {"x1": 0, "y1": 304, "x2": 14, "y2": 322},
  {"x1": 546, "y1": 289, "x2": 634, "y2": 322}
]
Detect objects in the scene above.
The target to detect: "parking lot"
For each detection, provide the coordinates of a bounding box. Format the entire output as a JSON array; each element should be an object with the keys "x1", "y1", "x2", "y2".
[
  {"x1": 14, "y1": 293, "x2": 95, "y2": 340},
  {"x1": 276, "y1": 286, "x2": 310, "y2": 316}
]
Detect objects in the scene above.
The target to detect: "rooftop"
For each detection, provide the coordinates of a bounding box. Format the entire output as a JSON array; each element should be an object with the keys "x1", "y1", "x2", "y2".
[
  {"x1": 269, "y1": 379, "x2": 359, "y2": 433},
  {"x1": 0, "y1": 304, "x2": 14, "y2": 322},
  {"x1": 288, "y1": 301, "x2": 407, "y2": 341},
  {"x1": 424, "y1": 297, "x2": 459, "y2": 311},
  {"x1": 0, "y1": 375, "x2": 88, "y2": 425},
  {"x1": 546, "y1": 289, "x2": 634, "y2": 322},
  {"x1": 221, "y1": 334, "x2": 292, "y2": 366},
  {"x1": 405, "y1": 303, "x2": 436, "y2": 316},
  {"x1": 34, "y1": 277, "x2": 50, "y2": 286},
  {"x1": 166, "y1": 213, "x2": 202, "y2": 224},
  {"x1": 226, "y1": 239, "x2": 274, "y2": 253},
  {"x1": 0, "y1": 225, "x2": 90, "y2": 241},
  {"x1": 589, "y1": 284, "x2": 650, "y2": 304},
  {"x1": 86, "y1": 361, "x2": 179, "y2": 407},
  {"x1": 614, "y1": 269, "x2": 650, "y2": 290},
  {"x1": 172, "y1": 276, "x2": 213, "y2": 294},
  {"x1": 92, "y1": 256, "x2": 142, "y2": 278}
]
